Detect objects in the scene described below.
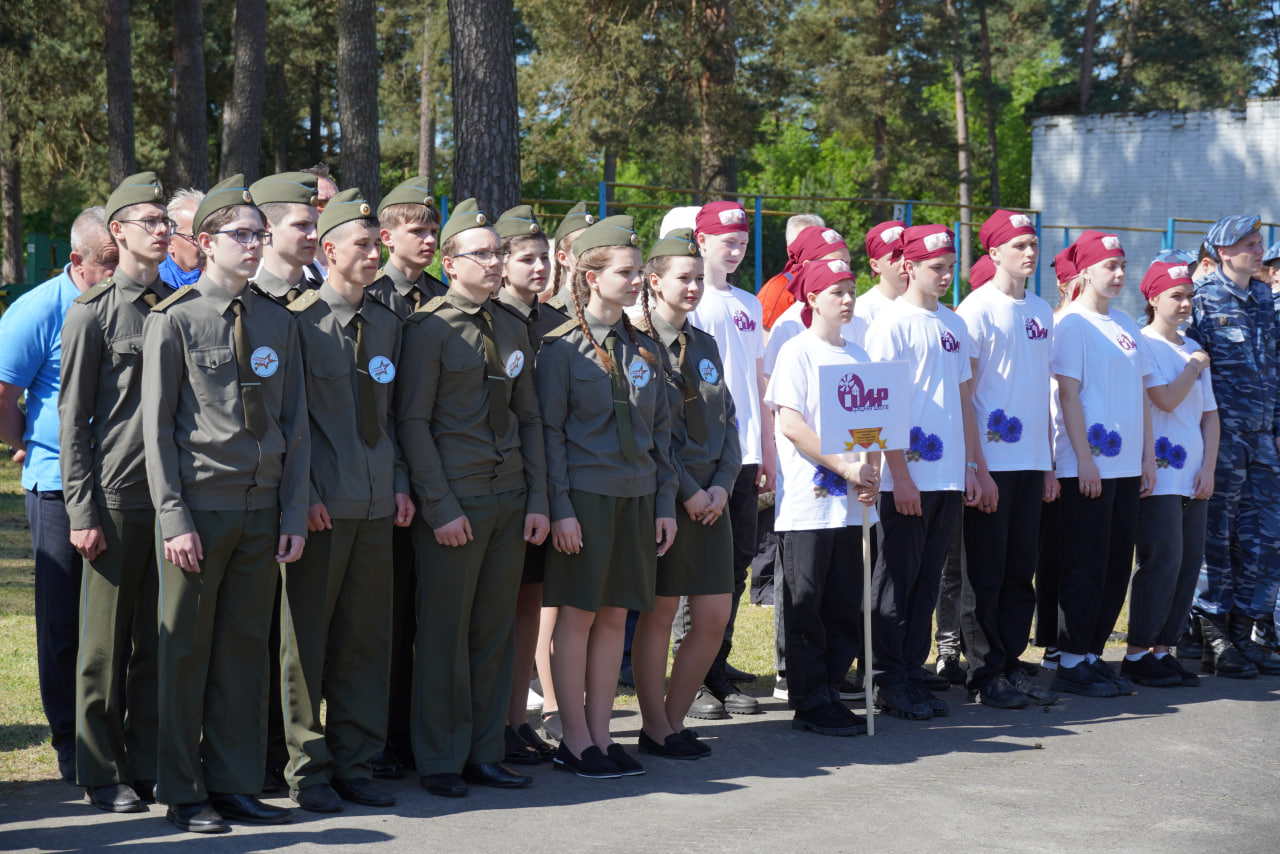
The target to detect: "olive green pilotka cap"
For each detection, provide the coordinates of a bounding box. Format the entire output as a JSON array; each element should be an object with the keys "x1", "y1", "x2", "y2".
[
  {"x1": 439, "y1": 197, "x2": 491, "y2": 245},
  {"x1": 495, "y1": 205, "x2": 544, "y2": 241},
  {"x1": 554, "y1": 201, "x2": 596, "y2": 243},
  {"x1": 570, "y1": 215, "x2": 639, "y2": 258},
  {"x1": 193, "y1": 174, "x2": 255, "y2": 234},
  {"x1": 249, "y1": 172, "x2": 320, "y2": 208},
  {"x1": 646, "y1": 227, "x2": 698, "y2": 262},
  {"x1": 378, "y1": 177, "x2": 435, "y2": 215},
  {"x1": 105, "y1": 172, "x2": 165, "y2": 223},
  {"x1": 317, "y1": 188, "x2": 375, "y2": 240}
]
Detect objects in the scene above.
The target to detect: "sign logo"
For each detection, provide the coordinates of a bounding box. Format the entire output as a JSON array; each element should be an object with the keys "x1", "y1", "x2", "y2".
[
  {"x1": 837, "y1": 371, "x2": 889, "y2": 412},
  {"x1": 880, "y1": 225, "x2": 904, "y2": 245},
  {"x1": 924, "y1": 232, "x2": 953, "y2": 252},
  {"x1": 1167, "y1": 265, "x2": 1189, "y2": 279},
  {"x1": 821, "y1": 228, "x2": 841, "y2": 244},
  {"x1": 718, "y1": 208, "x2": 747, "y2": 226},
  {"x1": 1102, "y1": 235, "x2": 1121, "y2": 250},
  {"x1": 1116, "y1": 332, "x2": 1137, "y2": 351},
  {"x1": 733, "y1": 310, "x2": 757, "y2": 332},
  {"x1": 1025, "y1": 317, "x2": 1049, "y2": 340},
  {"x1": 940, "y1": 330, "x2": 960, "y2": 353},
  {"x1": 1010, "y1": 214, "x2": 1032, "y2": 228},
  {"x1": 826, "y1": 259, "x2": 851, "y2": 275},
  {"x1": 368, "y1": 355, "x2": 395, "y2": 383},
  {"x1": 505, "y1": 350, "x2": 524, "y2": 379},
  {"x1": 251, "y1": 346, "x2": 279, "y2": 377},
  {"x1": 628, "y1": 357, "x2": 652, "y2": 389},
  {"x1": 698, "y1": 358, "x2": 718, "y2": 384}
]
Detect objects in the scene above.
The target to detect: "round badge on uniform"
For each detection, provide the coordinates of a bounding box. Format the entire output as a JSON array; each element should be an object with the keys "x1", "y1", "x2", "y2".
[
  {"x1": 628, "y1": 356, "x2": 652, "y2": 389},
  {"x1": 369, "y1": 355, "x2": 396, "y2": 383},
  {"x1": 698, "y1": 358, "x2": 718, "y2": 384},
  {"x1": 251, "y1": 346, "x2": 279, "y2": 377},
  {"x1": 505, "y1": 350, "x2": 525, "y2": 379}
]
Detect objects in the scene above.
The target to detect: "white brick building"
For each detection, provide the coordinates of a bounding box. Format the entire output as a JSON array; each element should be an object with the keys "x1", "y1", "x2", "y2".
[{"x1": 1030, "y1": 98, "x2": 1280, "y2": 317}]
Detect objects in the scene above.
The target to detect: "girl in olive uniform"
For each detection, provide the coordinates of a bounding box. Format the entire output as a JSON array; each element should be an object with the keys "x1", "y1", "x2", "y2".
[
  {"x1": 535, "y1": 216, "x2": 678, "y2": 778},
  {"x1": 631, "y1": 229, "x2": 740, "y2": 760}
]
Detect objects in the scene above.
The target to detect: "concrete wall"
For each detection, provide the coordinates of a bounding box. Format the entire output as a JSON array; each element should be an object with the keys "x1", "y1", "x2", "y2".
[{"x1": 1030, "y1": 98, "x2": 1280, "y2": 318}]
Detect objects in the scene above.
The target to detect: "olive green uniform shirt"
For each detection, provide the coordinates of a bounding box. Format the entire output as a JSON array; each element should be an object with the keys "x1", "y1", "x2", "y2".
[
  {"x1": 59, "y1": 271, "x2": 167, "y2": 529},
  {"x1": 367, "y1": 262, "x2": 447, "y2": 320},
  {"x1": 395, "y1": 289, "x2": 548, "y2": 527},
  {"x1": 648, "y1": 311, "x2": 742, "y2": 501},
  {"x1": 535, "y1": 309, "x2": 678, "y2": 521},
  {"x1": 494, "y1": 286, "x2": 568, "y2": 354},
  {"x1": 251, "y1": 267, "x2": 309, "y2": 306},
  {"x1": 290, "y1": 283, "x2": 408, "y2": 519},
  {"x1": 141, "y1": 276, "x2": 311, "y2": 539}
]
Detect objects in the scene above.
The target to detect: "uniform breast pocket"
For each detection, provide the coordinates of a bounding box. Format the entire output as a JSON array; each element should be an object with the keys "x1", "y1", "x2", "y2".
[
  {"x1": 1214, "y1": 326, "x2": 1247, "y2": 345},
  {"x1": 443, "y1": 349, "x2": 484, "y2": 378},
  {"x1": 188, "y1": 347, "x2": 238, "y2": 403},
  {"x1": 309, "y1": 359, "x2": 351, "y2": 401},
  {"x1": 109, "y1": 334, "x2": 142, "y2": 366},
  {"x1": 572, "y1": 357, "x2": 613, "y2": 408}
]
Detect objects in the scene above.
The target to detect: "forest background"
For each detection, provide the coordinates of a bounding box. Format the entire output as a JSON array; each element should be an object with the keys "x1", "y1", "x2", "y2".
[{"x1": 2, "y1": 0, "x2": 1279, "y2": 289}]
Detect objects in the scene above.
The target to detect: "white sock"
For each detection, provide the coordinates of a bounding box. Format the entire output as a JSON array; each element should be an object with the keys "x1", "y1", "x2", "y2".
[{"x1": 1059, "y1": 652, "x2": 1086, "y2": 668}]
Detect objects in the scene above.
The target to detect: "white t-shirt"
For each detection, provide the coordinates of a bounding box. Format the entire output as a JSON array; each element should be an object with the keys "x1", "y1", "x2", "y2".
[
  {"x1": 763, "y1": 301, "x2": 866, "y2": 376},
  {"x1": 863, "y1": 300, "x2": 972, "y2": 493},
  {"x1": 691, "y1": 284, "x2": 765, "y2": 465},
  {"x1": 1049, "y1": 304, "x2": 1148, "y2": 479},
  {"x1": 765, "y1": 331, "x2": 877, "y2": 531},
  {"x1": 1142, "y1": 328, "x2": 1217, "y2": 497},
  {"x1": 956, "y1": 285, "x2": 1053, "y2": 472},
  {"x1": 853, "y1": 285, "x2": 896, "y2": 331}
]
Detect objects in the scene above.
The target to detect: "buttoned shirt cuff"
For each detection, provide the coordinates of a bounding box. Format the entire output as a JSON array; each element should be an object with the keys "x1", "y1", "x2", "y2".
[
  {"x1": 158, "y1": 507, "x2": 196, "y2": 540},
  {"x1": 656, "y1": 494, "x2": 677, "y2": 520},
  {"x1": 524, "y1": 490, "x2": 550, "y2": 519},
  {"x1": 550, "y1": 492, "x2": 577, "y2": 522},
  {"x1": 676, "y1": 470, "x2": 703, "y2": 504},
  {"x1": 710, "y1": 470, "x2": 737, "y2": 496},
  {"x1": 66, "y1": 500, "x2": 102, "y2": 532},
  {"x1": 394, "y1": 468, "x2": 411, "y2": 498},
  {"x1": 424, "y1": 493, "x2": 465, "y2": 529}
]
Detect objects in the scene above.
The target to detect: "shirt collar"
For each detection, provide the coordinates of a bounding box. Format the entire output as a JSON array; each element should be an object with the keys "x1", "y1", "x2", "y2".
[
  {"x1": 196, "y1": 274, "x2": 250, "y2": 316},
  {"x1": 383, "y1": 262, "x2": 425, "y2": 299},
  {"x1": 583, "y1": 308, "x2": 626, "y2": 346},
  {"x1": 252, "y1": 267, "x2": 297, "y2": 299},
  {"x1": 648, "y1": 309, "x2": 686, "y2": 349},
  {"x1": 111, "y1": 269, "x2": 149, "y2": 302},
  {"x1": 319, "y1": 281, "x2": 360, "y2": 327},
  {"x1": 496, "y1": 286, "x2": 536, "y2": 322},
  {"x1": 445, "y1": 287, "x2": 486, "y2": 317}
]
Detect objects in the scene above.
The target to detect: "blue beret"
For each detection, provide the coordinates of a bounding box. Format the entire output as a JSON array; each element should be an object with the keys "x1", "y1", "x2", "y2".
[
  {"x1": 1264, "y1": 242, "x2": 1280, "y2": 265},
  {"x1": 1151, "y1": 249, "x2": 1197, "y2": 268},
  {"x1": 1203, "y1": 214, "x2": 1261, "y2": 261}
]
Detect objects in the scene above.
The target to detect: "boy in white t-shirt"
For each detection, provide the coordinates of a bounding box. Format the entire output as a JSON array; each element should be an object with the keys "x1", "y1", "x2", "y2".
[
  {"x1": 854, "y1": 220, "x2": 908, "y2": 330},
  {"x1": 955, "y1": 210, "x2": 1058, "y2": 709},
  {"x1": 763, "y1": 227, "x2": 861, "y2": 375},
  {"x1": 683, "y1": 201, "x2": 775, "y2": 719},
  {"x1": 863, "y1": 224, "x2": 980, "y2": 721}
]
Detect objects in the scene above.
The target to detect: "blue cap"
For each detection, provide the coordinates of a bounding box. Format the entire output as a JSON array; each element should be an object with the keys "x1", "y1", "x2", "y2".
[
  {"x1": 1203, "y1": 214, "x2": 1261, "y2": 261},
  {"x1": 1264, "y1": 242, "x2": 1280, "y2": 265},
  {"x1": 1150, "y1": 248, "x2": 1197, "y2": 269}
]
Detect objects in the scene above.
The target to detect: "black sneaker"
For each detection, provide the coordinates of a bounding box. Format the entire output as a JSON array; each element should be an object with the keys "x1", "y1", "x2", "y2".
[
  {"x1": 970, "y1": 674, "x2": 1030, "y2": 709},
  {"x1": 914, "y1": 667, "x2": 952, "y2": 692},
  {"x1": 1008, "y1": 668, "x2": 1059, "y2": 705},
  {"x1": 1158, "y1": 654, "x2": 1200, "y2": 687},
  {"x1": 1050, "y1": 660, "x2": 1119, "y2": 697},
  {"x1": 873, "y1": 682, "x2": 933, "y2": 720},
  {"x1": 793, "y1": 702, "x2": 864, "y2": 736},
  {"x1": 1040, "y1": 647, "x2": 1060, "y2": 670},
  {"x1": 911, "y1": 680, "x2": 950, "y2": 716},
  {"x1": 552, "y1": 744, "x2": 623, "y2": 779},
  {"x1": 1120, "y1": 652, "x2": 1181, "y2": 687},
  {"x1": 1089, "y1": 657, "x2": 1135, "y2": 694},
  {"x1": 773, "y1": 676, "x2": 789, "y2": 700},
  {"x1": 936, "y1": 653, "x2": 966, "y2": 685},
  {"x1": 1174, "y1": 631, "x2": 1204, "y2": 660},
  {"x1": 837, "y1": 675, "x2": 865, "y2": 700}
]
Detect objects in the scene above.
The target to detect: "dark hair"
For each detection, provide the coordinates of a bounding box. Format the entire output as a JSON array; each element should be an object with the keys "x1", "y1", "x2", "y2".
[
  {"x1": 550, "y1": 227, "x2": 585, "y2": 300},
  {"x1": 379, "y1": 203, "x2": 441, "y2": 231},
  {"x1": 198, "y1": 205, "x2": 264, "y2": 237},
  {"x1": 1143, "y1": 301, "x2": 1155, "y2": 324},
  {"x1": 501, "y1": 232, "x2": 550, "y2": 292}
]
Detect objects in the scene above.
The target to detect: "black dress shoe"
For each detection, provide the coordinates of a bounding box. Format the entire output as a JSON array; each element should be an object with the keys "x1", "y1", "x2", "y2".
[
  {"x1": 208, "y1": 792, "x2": 292, "y2": 825},
  {"x1": 421, "y1": 772, "x2": 468, "y2": 797},
  {"x1": 167, "y1": 800, "x2": 227, "y2": 834},
  {"x1": 725, "y1": 663, "x2": 758, "y2": 682},
  {"x1": 291, "y1": 783, "x2": 343, "y2": 813},
  {"x1": 370, "y1": 750, "x2": 404, "y2": 780},
  {"x1": 516, "y1": 722, "x2": 557, "y2": 759},
  {"x1": 57, "y1": 756, "x2": 76, "y2": 784},
  {"x1": 504, "y1": 725, "x2": 544, "y2": 765},
  {"x1": 85, "y1": 783, "x2": 145, "y2": 813},
  {"x1": 462, "y1": 762, "x2": 533, "y2": 788},
  {"x1": 332, "y1": 777, "x2": 396, "y2": 807},
  {"x1": 133, "y1": 779, "x2": 157, "y2": 803}
]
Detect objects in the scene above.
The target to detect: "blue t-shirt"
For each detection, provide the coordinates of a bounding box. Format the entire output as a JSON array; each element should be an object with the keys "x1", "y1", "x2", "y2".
[
  {"x1": 0, "y1": 266, "x2": 80, "y2": 491},
  {"x1": 158, "y1": 255, "x2": 200, "y2": 289}
]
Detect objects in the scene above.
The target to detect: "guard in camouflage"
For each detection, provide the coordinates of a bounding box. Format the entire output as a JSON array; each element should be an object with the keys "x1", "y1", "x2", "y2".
[{"x1": 1185, "y1": 214, "x2": 1280, "y2": 678}]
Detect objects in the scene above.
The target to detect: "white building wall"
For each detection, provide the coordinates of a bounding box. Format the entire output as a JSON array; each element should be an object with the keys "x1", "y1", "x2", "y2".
[{"x1": 1030, "y1": 98, "x2": 1280, "y2": 318}]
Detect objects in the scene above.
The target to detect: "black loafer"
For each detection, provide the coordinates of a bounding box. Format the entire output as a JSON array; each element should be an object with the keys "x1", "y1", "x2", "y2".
[
  {"x1": 421, "y1": 772, "x2": 468, "y2": 798},
  {"x1": 677, "y1": 729, "x2": 712, "y2": 756},
  {"x1": 604, "y1": 744, "x2": 645, "y2": 776},
  {"x1": 332, "y1": 777, "x2": 396, "y2": 807},
  {"x1": 552, "y1": 743, "x2": 622, "y2": 779},
  {"x1": 290, "y1": 783, "x2": 343, "y2": 813},
  {"x1": 462, "y1": 762, "x2": 533, "y2": 788},
  {"x1": 133, "y1": 779, "x2": 157, "y2": 804},
  {"x1": 637, "y1": 730, "x2": 700, "y2": 760},
  {"x1": 370, "y1": 750, "x2": 405, "y2": 780},
  {"x1": 85, "y1": 783, "x2": 145, "y2": 813},
  {"x1": 504, "y1": 725, "x2": 544, "y2": 765},
  {"x1": 167, "y1": 800, "x2": 227, "y2": 834},
  {"x1": 208, "y1": 792, "x2": 292, "y2": 825},
  {"x1": 516, "y1": 722, "x2": 557, "y2": 759}
]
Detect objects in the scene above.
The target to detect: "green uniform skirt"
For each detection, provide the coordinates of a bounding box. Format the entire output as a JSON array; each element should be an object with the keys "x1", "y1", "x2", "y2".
[
  {"x1": 655, "y1": 505, "x2": 733, "y2": 598},
  {"x1": 544, "y1": 490, "x2": 656, "y2": 612}
]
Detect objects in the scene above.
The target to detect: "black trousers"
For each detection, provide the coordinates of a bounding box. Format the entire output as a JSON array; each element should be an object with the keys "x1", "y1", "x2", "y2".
[
  {"x1": 1129, "y1": 495, "x2": 1208, "y2": 649},
  {"x1": 27, "y1": 489, "x2": 82, "y2": 763},
  {"x1": 1034, "y1": 497, "x2": 1061, "y2": 647},
  {"x1": 1057, "y1": 477, "x2": 1140, "y2": 656},
  {"x1": 872, "y1": 490, "x2": 961, "y2": 686},
  {"x1": 934, "y1": 523, "x2": 964, "y2": 656},
  {"x1": 778, "y1": 527, "x2": 863, "y2": 711},
  {"x1": 385, "y1": 524, "x2": 417, "y2": 760},
  {"x1": 960, "y1": 470, "x2": 1042, "y2": 690}
]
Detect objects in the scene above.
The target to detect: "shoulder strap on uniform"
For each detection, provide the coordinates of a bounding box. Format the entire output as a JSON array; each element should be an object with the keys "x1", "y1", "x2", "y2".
[
  {"x1": 547, "y1": 296, "x2": 567, "y2": 312},
  {"x1": 151, "y1": 284, "x2": 194, "y2": 312},
  {"x1": 543, "y1": 317, "x2": 579, "y2": 341},
  {"x1": 287, "y1": 288, "x2": 321, "y2": 314},
  {"x1": 73, "y1": 278, "x2": 116, "y2": 304},
  {"x1": 406, "y1": 294, "x2": 448, "y2": 324}
]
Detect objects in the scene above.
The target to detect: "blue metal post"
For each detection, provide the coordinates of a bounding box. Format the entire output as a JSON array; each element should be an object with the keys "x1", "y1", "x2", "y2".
[
  {"x1": 1271, "y1": 224, "x2": 1276, "y2": 248},
  {"x1": 1063, "y1": 228, "x2": 1070, "y2": 248},
  {"x1": 598, "y1": 181, "x2": 608, "y2": 219},
  {"x1": 754, "y1": 195, "x2": 764, "y2": 293},
  {"x1": 904, "y1": 202, "x2": 914, "y2": 226},
  {"x1": 440, "y1": 195, "x2": 450, "y2": 286},
  {"x1": 1165, "y1": 217, "x2": 1175, "y2": 251},
  {"x1": 1034, "y1": 211, "x2": 1042, "y2": 297}
]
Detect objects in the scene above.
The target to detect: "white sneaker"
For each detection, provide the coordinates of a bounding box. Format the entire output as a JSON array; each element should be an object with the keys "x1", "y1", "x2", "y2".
[
  {"x1": 773, "y1": 676, "x2": 788, "y2": 700},
  {"x1": 526, "y1": 685, "x2": 544, "y2": 711}
]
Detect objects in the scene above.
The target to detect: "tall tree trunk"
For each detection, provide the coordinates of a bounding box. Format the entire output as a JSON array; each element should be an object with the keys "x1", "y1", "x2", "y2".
[
  {"x1": 417, "y1": 0, "x2": 436, "y2": 187},
  {"x1": 309, "y1": 62, "x2": 323, "y2": 166},
  {"x1": 172, "y1": 0, "x2": 208, "y2": 189},
  {"x1": 105, "y1": 0, "x2": 136, "y2": 185},
  {"x1": 602, "y1": 148, "x2": 617, "y2": 203},
  {"x1": 871, "y1": 0, "x2": 893, "y2": 219},
  {"x1": 271, "y1": 61, "x2": 289, "y2": 173},
  {"x1": 220, "y1": 0, "x2": 266, "y2": 181},
  {"x1": 697, "y1": 0, "x2": 737, "y2": 198},
  {"x1": 0, "y1": 87, "x2": 22, "y2": 286},
  {"x1": 978, "y1": 0, "x2": 999, "y2": 207},
  {"x1": 947, "y1": 0, "x2": 972, "y2": 278},
  {"x1": 338, "y1": 0, "x2": 381, "y2": 203},
  {"x1": 1079, "y1": 0, "x2": 1101, "y2": 112},
  {"x1": 1117, "y1": 0, "x2": 1140, "y2": 107},
  {"x1": 448, "y1": 0, "x2": 520, "y2": 212}
]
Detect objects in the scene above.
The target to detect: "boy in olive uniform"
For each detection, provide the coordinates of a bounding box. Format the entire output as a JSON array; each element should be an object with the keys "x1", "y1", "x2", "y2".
[
  {"x1": 250, "y1": 172, "x2": 322, "y2": 306},
  {"x1": 395, "y1": 198, "x2": 550, "y2": 797},
  {"x1": 281, "y1": 190, "x2": 414, "y2": 813},
  {"x1": 142, "y1": 176, "x2": 310, "y2": 833},
  {"x1": 59, "y1": 172, "x2": 171, "y2": 813}
]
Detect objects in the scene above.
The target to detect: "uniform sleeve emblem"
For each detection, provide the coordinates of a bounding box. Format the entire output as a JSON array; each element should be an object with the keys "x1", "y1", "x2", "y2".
[{"x1": 251, "y1": 347, "x2": 280, "y2": 377}]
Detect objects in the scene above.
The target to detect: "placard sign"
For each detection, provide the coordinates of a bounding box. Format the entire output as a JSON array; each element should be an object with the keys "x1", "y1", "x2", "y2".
[{"x1": 817, "y1": 360, "x2": 910, "y2": 455}]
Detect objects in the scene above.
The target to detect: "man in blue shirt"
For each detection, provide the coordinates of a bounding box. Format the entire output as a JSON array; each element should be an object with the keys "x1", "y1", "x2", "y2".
[
  {"x1": 157, "y1": 189, "x2": 203, "y2": 290},
  {"x1": 0, "y1": 206, "x2": 117, "y2": 781}
]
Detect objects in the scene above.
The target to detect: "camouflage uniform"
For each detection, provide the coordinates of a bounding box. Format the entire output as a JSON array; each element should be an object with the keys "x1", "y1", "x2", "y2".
[{"x1": 1186, "y1": 268, "x2": 1280, "y2": 620}]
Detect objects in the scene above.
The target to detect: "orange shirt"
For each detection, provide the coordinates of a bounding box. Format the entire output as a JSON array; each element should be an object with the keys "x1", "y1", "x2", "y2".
[{"x1": 758, "y1": 271, "x2": 795, "y2": 330}]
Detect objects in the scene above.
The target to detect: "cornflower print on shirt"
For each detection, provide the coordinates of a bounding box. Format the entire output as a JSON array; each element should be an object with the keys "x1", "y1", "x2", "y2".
[
  {"x1": 1154, "y1": 436, "x2": 1188, "y2": 470},
  {"x1": 812, "y1": 465, "x2": 848, "y2": 498},
  {"x1": 1088, "y1": 422, "x2": 1123, "y2": 458},
  {"x1": 985, "y1": 409, "x2": 1023, "y2": 443},
  {"x1": 907, "y1": 426, "x2": 945, "y2": 462}
]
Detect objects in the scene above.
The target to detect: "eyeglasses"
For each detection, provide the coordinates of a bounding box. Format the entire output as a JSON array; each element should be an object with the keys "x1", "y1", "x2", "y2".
[
  {"x1": 452, "y1": 250, "x2": 500, "y2": 265},
  {"x1": 119, "y1": 217, "x2": 177, "y2": 234},
  {"x1": 173, "y1": 231, "x2": 198, "y2": 245},
  {"x1": 215, "y1": 228, "x2": 273, "y2": 247}
]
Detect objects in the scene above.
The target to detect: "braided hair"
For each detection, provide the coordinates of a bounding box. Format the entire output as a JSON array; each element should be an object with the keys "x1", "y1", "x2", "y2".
[
  {"x1": 570, "y1": 245, "x2": 660, "y2": 375},
  {"x1": 550, "y1": 227, "x2": 586, "y2": 304}
]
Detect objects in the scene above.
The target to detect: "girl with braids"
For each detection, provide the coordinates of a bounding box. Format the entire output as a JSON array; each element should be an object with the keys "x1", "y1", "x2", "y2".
[
  {"x1": 534, "y1": 216, "x2": 678, "y2": 778},
  {"x1": 630, "y1": 229, "x2": 740, "y2": 760}
]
